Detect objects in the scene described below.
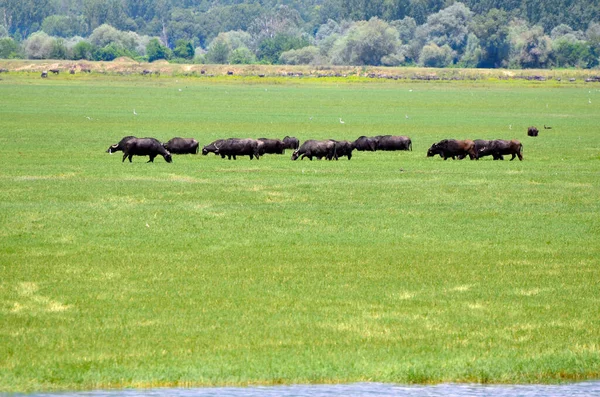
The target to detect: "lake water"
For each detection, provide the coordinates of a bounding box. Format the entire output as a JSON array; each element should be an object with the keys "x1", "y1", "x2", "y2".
[{"x1": 6, "y1": 382, "x2": 600, "y2": 397}]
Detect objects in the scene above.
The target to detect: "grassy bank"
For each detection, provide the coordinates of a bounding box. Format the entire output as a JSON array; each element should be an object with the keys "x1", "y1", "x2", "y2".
[{"x1": 0, "y1": 71, "x2": 599, "y2": 392}]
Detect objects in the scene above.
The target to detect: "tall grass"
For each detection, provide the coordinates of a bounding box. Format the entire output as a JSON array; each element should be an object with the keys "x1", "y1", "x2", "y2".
[{"x1": 0, "y1": 73, "x2": 599, "y2": 392}]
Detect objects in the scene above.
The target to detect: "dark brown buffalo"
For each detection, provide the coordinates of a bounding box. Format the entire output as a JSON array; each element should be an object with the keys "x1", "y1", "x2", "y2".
[
  {"x1": 331, "y1": 140, "x2": 355, "y2": 160},
  {"x1": 375, "y1": 135, "x2": 412, "y2": 151},
  {"x1": 163, "y1": 137, "x2": 199, "y2": 154},
  {"x1": 282, "y1": 136, "x2": 300, "y2": 150},
  {"x1": 527, "y1": 126, "x2": 539, "y2": 137},
  {"x1": 353, "y1": 136, "x2": 378, "y2": 151},
  {"x1": 122, "y1": 138, "x2": 172, "y2": 163},
  {"x1": 258, "y1": 138, "x2": 285, "y2": 155},
  {"x1": 465, "y1": 139, "x2": 497, "y2": 160},
  {"x1": 107, "y1": 136, "x2": 137, "y2": 153},
  {"x1": 485, "y1": 139, "x2": 523, "y2": 161},
  {"x1": 214, "y1": 138, "x2": 261, "y2": 160},
  {"x1": 427, "y1": 139, "x2": 476, "y2": 160},
  {"x1": 291, "y1": 140, "x2": 336, "y2": 161}
]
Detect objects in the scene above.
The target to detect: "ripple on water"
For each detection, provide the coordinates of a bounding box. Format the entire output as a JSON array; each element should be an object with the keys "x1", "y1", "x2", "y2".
[{"x1": 12, "y1": 382, "x2": 600, "y2": 397}]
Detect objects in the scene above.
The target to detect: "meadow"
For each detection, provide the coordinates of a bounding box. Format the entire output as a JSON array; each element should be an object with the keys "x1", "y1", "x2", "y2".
[{"x1": 0, "y1": 70, "x2": 599, "y2": 392}]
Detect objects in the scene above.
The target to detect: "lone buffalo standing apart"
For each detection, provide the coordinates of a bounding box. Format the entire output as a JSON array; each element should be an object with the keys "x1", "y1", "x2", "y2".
[
  {"x1": 258, "y1": 138, "x2": 285, "y2": 155},
  {"x1": 353, "y1": 136, "x2": 379, "y2": 151},
  {"x1": 107, "y1": 136, "x2": 137, "y2": 153},
  {"x1": 282, "y1": 136, "x2": 300, "y2": 150},
  {"x1": 214, "y1": 138, "x2": 261, "y2": 160},
  {"x1": 163, "y1": 137, "x2": 199, "y2": 154},
  {"x1": 375, "y1": 135, "x2": 412, "y2": 151},
  {"x1": 527, "y1": 126, "x2": 539, "y2": 137},
  {"x1": 122, "y1": 137, "x2": 172, "y2": 163},
  {"x1": 427, "y1": 139, "x2": 477, "y2": 160},
  {"x1": 291, "y1": 140, "x2": 336, "y2": 161},
  {"x1": 330, "y1": 140, "x2": 355, "y2": 160}
]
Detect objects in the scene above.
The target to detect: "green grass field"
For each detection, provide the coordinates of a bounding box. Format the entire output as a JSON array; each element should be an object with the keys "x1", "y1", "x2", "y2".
[{"x1": 1, "y1": 71, "x2": 599, "y2": 392}]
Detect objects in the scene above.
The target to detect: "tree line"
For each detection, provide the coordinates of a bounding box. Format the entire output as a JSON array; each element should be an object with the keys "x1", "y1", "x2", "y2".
[{"x1": 1, "y1": 0, "x2": 599, "y2": 69}]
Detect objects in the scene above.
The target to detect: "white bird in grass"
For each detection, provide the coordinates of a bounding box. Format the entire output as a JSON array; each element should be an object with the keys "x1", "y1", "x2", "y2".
[
  {"x1": 133, "y1": 109, "x2": 138, "y2": 116},
  {"x1": 339, "y1": 118, "x2": 345, "y2": 124},
  {"x1": 405, "y1": 114, "x2": 409, "y2": 119},
  {"x1": 509, "y1": 124, "x2": 512, "y2": 130},
  {"x1": 589, "y1": 98, "x2": 592, "y2": 104},
  {"x1": 85, "y1": 116, "x2": 92, "y2": 120}
]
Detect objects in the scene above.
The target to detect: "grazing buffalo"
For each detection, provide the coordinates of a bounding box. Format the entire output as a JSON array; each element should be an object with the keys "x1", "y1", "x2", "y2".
[
  {"x1": 214, "y1": 138, "x2": 261, "y2": 160},
  {"x1": 282, "y1": 136, "x2": 300, "y2": 150},
  {"x1": 527, "y1": 126, "x2": 539, "y2": 137},
  {"x1": 331, "y1": 140, "x2": 355, "y2": 160},
  {"x1": 427, "y1": 139, "x2": 476, "y2": 160},
  {"x1": 258, "y1": 138, "x2": 285, "y2": 155},
  {"x1": 353, "y1": 136, "x2": 379, "y2": 151},
  {"x1": 376, "y1": 135, "x2": 412, "y2": 151},
  {"x1": 202, "y1": 139, "x2": 225, "y2": 156},
  {"x1": 291, "y1": 140, "x2": 336, "y2": 161},
  {"x1": 484, "y1": 139, "x2": 523, "y2": 161},
  {"x1": 107, "y1": 136, "x2": 137, "y2": 153},
  {"x1": 163, "y1": 137, "x2": 199, "y2": 154},
  {"x1": 122, "y1": 138, "x2": 172, "y2": 163}
]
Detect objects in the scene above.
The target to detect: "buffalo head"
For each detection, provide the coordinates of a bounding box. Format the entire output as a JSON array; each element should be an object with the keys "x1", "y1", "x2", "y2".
[{"x1": 291, "y1": 150, "x2": 300, "y2": 161}]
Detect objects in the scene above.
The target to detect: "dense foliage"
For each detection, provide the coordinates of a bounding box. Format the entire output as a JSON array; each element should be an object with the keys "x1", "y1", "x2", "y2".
[{"x1": 0, "y1": 0, "x2": 598, "y2": 68}]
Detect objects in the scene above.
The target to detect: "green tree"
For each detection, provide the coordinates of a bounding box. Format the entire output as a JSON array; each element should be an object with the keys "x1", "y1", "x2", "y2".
[
  {"x1": 72, "y1": 40, "x2": 96, "y2": 60},
  {"x1": 419, "y1": 42, "x2": 454, "y2": 67},
  {"x1": 229, "y1": 47, "x2": 256, "y2": 64},
  {"x1": 49, "y1": 38, "x2": 68, "y2": 59},
  {"x1": 0, "y1": 37, "x2": 20, "y2": 58},
  {"x1": 173, "y1": 39, "x2": 194, "y2": 59},
  {"x1": 41, "y1": 15, "x2": 88, "y2": 38},
  {"x1": 146, "y1": 37, "x2": 171, "y2": 61},
  {"x1": 471, "y1": 8, "x2": 510, "y2": 68},
  {"x1": 205, "y1": 37, "x2": 230, "y2": 63},
  {"x1": 257, "y1": 33, "x2": 309, "y2": 64},
  {"x1": 330, "y1": 17, "x2": 400, "y2": 65}
]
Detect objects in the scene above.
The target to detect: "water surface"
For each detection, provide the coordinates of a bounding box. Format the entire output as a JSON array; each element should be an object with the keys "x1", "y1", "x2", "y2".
[{"x1": 7, "y1": 382, "x2": 600, "y2": 397}]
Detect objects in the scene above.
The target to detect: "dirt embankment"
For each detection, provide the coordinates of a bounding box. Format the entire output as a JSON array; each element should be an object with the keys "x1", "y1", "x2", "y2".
[{"x1": 1, "y1": 59, "x2": 599, "y2": 82}]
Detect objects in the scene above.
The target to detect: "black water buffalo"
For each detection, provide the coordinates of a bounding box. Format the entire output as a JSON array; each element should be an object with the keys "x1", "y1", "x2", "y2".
[
  {"x1": 376, "y1": 135, "x2": 412, "y2": 151},
  {"x1": 353, "y1": 136, "x2": 379, "y2": 151},
  {"x1": 163, "y1": 137, "x2": 199, "y2": 154},
  {"x1": 484, "y1": 139, "x2": 523, "y2": 161},
  {"x1": 122, "y1": 138, "x2": 172, "y2": 163},
  {"x1": 202, "y1": 139, "x2": 225, "y2": 156},
  {"x1": 291, "y1": 140, "x2": 336, "y2": 161},
  {"x1": 527, "y1": 126, "x2": 539, "y2": 137},
  {"x1": 107, "y1": 136, "x2": 137, "y2": 153},
  {"x1": 214, "y1": 138, "x2": 261, "y2": 160},
  {"x1": 331, "y1": 140, "x2": 355, "y2": 160},
  {"x1": 258, "y1": 138, "x2": 285, "y2": 155},
  {"x1": 427, "y1": 139, "x2": 476, "y2": 160},
  {"x1": 282, "y1": 136, "x2": 300, "y2": 150}
]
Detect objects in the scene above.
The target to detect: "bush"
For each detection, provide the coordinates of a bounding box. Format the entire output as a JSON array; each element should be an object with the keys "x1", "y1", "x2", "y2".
[
  {"x1": 279, "y1": 46, "x2": 321, "y2": 65},
  {"x1": 229, "y1": 47, "x2": 256, "y2": 64},
  {"x1": 419, "y1": 42, "x2": 455, "y2": 67},
  {"x1": 0, "y1": 37, "x2": 20, "y2": 58},
  {"x1": 72, "y1": 41, "x2": 96, "y2": 60},
  {"x1": 23, "y1": 31, "x2": 55, "y2": 59},
  {"x1": 146, "y1": 38, "x2": 171, "y2": 62}
]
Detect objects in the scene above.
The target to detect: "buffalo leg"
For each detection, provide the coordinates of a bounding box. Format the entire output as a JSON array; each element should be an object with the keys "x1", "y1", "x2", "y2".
[
  {"x1": 122, "y1": 153, "x2": 127, "y2": 162},
  {"x1": 510, "y1": 154, "x2": 516, "y2": 161},
  {"x1": 147, "y1": 154, "x2": 156, "y2": 163},
  {"x1": 128, "y1": 154, "x2": 133, "y2": 162}
]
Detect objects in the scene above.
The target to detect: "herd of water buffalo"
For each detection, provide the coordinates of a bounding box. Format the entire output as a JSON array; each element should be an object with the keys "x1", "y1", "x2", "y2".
[{"x1": 106, "y1": 135, "x2": 524, "y2": 163}]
